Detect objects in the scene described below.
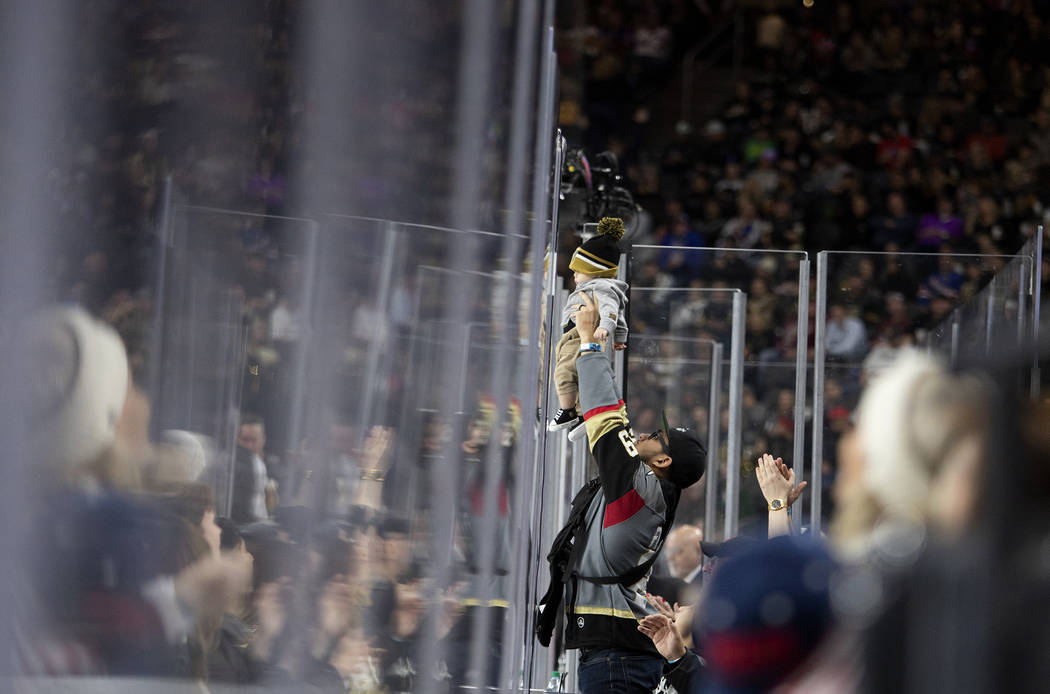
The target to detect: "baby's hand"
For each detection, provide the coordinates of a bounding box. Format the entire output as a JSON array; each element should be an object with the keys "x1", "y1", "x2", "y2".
[
  {"x1": 614, "y1": 342, "x2": 627, "y2": 351},
  {"x1": 593, "y1": 328, "x2": 609, "y2": 342}
]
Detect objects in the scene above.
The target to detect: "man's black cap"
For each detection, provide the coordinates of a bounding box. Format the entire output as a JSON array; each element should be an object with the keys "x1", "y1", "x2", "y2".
[{"x1": 662, "y1": 410, "x2": 707, "y2": 489}]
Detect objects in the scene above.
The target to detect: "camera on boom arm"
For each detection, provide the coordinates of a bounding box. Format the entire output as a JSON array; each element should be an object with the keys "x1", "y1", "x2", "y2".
[{"x1": 558, "y1": 148, "x2": 641, "y2": 243}]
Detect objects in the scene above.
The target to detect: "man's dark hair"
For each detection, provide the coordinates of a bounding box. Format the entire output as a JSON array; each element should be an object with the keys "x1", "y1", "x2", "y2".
[
  {"x1": 215, "y1": 516, "x2": 243, "y2": 551},
  {"x1": 377, "y1": 514, "x2": 411, "y2": 539},
  {"x1": 239, "y1": 412, "x2": 265, "y2": 429}
]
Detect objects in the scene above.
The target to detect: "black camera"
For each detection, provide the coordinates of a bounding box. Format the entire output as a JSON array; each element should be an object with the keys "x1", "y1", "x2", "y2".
[{"x1": 559, "y1": 148, "x2": 640, "y2": 242}]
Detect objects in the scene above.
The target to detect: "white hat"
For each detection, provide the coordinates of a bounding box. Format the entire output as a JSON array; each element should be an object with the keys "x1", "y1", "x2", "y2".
[
  {"x1": 160, "y1": 429, "x2": 211, "y2": 481},
  {"x1": 855, "y1": 349, "x2": 943, "y2": 522},
  {"x1": 855, "y1": 348, "x2": 983, "y2": 523},
  {"x1": 22, "y1": 307, "x2": 129, "y2": 470}
]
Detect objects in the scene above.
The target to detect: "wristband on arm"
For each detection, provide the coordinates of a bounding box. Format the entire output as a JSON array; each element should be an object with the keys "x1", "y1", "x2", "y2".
[{"x1": 578, "y1": 342, "x2": 602, "y2": 353}]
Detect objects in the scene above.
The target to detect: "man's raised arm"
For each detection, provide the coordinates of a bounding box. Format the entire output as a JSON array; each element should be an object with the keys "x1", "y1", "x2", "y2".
[{"x1": 572, "y1": 291, "x2": 628, "y2": 448}]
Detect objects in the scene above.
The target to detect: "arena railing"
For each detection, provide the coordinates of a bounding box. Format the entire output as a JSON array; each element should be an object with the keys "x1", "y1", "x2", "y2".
[
  {"x1": 925, "y1": 228, "x2": 1043, "y2": 393},
  {"x1": 625, "y1": 287, "x2": 745, "y2": 541},
  {"x1": 630, "y1": 246, "x2": 810, "y2": 536},
  {"x1": 810, "y1": 247, "x2": 1040, "y2": 534},
  {"x1": 149, "y1": 201, "x2": 319, "y2": 517},
  {"x1": 313, "y1": 212, "x2": 546, "y2": 690}
]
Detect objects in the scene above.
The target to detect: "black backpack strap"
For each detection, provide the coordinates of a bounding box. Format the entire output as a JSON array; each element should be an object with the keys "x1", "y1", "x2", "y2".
[{"x1": 535, "y1": 478, "x2": 602, "y2": 647}]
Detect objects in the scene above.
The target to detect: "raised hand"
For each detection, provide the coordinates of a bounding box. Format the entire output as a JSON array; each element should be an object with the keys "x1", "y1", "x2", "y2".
[
  {"x1": 572, "y1": 291, "x2": 600, "y2": 342},
  {"x1": 755, "y1": 453, "x2": 807, "y2": 507},
  {"x1": 361, "y1": 425, "x2": 393, "y2": 471},
  {"x1": 638, "y1": 614, "x2": 687, "y2": 662}
]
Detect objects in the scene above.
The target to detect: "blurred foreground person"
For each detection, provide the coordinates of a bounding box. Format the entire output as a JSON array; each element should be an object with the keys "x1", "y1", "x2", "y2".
[
  {"x1": 804, "y1": 348, "x2": 994, "y2": 692},
  {"x1": 639, "y1": 535, "x2": 837, "y2": 694},
  {"x1": 854, "y1": 353, "x2": 1050, "y2": 694},
  {"x1": 832, "y1": 349, "x2": 988, "y2": 554},
  {"x1": 11, "y1": 307, "x2": 250, "y2": 679}
]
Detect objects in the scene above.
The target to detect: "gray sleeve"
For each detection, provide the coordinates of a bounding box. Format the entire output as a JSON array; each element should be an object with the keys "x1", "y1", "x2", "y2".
[
  {"x1": 577, "y1": 351, "x2": 621, "y2": 415},
  {"x1": 614, "y1": 308, "x2": 628, "y2": 343},
  {"x1": 594, "y1": 286, "x2": 620, "y2": 338}
]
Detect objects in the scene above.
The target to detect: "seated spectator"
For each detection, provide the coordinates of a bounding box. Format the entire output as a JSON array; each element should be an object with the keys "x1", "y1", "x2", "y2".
[
  {"x1": 719, "y1": 195, "x2": 770, "y2": 249},
  {"x1": 968, "y1": 195, "x2": 1016, "y2": 250},
  {"x1": 692, "y1": 196, "x2": 724, "y2": 241},
  {"x1": 878, "y1": 291, "x2": 914, "y2": 339},
  {"x1": 714, "y1": 160, "x2": 745, "y2": 200},
  {"x1": 747, "y1": 148, "x2": 780, "y2": 196},
  {"x1": 879, "y1": 242, "x2": 920, "y2": 297},
  {"x1": 656, "y1": 217, "x2": 706, "y2": 283},
  {"x1": 917, "y1": 251, "x2": 964, "y2": 305},
  {"x1": 825, "y1": 303, "x2": 868, "y2": 362},
  {"x1": 916, "y1": 194, "x2": 964, "y2": 249},
  {"x1": 872, "y1": 192, "x2": 917, "y2": 250}
]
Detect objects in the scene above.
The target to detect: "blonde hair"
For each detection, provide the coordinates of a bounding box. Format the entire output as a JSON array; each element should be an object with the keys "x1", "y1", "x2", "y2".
[{"x1": 834, "y1": 349, "x2": 989, "y2": 553}]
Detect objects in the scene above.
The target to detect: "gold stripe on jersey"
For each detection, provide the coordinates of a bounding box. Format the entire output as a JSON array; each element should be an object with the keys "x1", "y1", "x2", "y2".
[
  {"x1": 585, "y1": 405, "x2": 629, "y2": 451},
  {"x1": 568, "y1": 604, "x2": 637, "y2": 620}
]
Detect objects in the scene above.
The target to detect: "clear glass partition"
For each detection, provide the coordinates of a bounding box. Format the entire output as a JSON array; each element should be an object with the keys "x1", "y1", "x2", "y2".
[
  {"x1": 305, "y1": 214, "x2": 539, "y2": 691},
  {"x1": 625, "y1": 325, "x2": 722, "y2": 536},
  {"x1": 926, "y1": 231, "x2": 1043, "y2": 374},
  {"x1": 4, "y1": 0, "x2": 562, "y2": 691},
  {"x1": 811, "y1": 250, "x2": 1036, "y2": 532},
  {"x1": 630, "y1": 246, "x2": 810, "y2": 537},
  {"x1": 150, "y1": 204, "x2": 318, "y2": 516}
]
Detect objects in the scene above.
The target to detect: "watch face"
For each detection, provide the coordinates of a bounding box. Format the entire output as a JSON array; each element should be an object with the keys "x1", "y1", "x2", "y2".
[{"x1": 771, "y1": 499, "x2": 783, "y2": 510}]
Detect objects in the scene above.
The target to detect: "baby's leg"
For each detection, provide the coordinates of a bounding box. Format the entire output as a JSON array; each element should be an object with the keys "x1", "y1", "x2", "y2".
[{"x1": 553, "y1": 329, "x2": 581, "y2": 407}]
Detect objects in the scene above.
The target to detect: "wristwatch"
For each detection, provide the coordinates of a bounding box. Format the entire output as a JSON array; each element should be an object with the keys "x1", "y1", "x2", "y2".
[{"x1": 768, "y1": 498, "x2": 786, "y2": 511}]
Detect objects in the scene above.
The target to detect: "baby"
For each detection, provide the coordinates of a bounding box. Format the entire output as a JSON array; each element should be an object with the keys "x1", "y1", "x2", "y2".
[{"x1": 548, "y1": 217, "x2": 629, "y2": 438}]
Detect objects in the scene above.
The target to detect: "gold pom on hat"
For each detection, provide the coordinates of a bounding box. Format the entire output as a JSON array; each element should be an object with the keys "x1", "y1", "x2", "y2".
[{"x1": 596, "y1": 217, "x2": 625, "y2": 241}]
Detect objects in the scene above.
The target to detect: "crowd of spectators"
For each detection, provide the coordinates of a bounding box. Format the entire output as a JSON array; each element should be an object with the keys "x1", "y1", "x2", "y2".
[
  {"x1": 15, "y1": 304, "x2": 521, "y2": 692},
  {"x1": 17, "y1": 2, "x2": 517, "y2": 691},
  {"x1": 556, "y1": 0, "x2": 1050, "y2": 527},
  {"x1": 12, "y1": 0, "x2": 1050, "y2": 688}
]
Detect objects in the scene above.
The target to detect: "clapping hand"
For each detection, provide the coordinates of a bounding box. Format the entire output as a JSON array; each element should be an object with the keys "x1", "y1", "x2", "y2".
[
  {"x1": 637, "y1": 592, "x2": 687, "y2": 661},
  {"x1": 755, "y1": 453, "x2": 807, "y2": 507}
]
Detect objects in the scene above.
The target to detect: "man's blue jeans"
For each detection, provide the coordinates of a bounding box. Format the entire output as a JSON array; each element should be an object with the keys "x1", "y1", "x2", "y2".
[{"x1": 577, "y1": 648, "x2": 664, "y2": 694}]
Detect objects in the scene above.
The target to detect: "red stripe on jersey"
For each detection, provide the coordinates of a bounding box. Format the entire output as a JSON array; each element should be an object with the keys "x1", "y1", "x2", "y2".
[
  {"x1": 583, "y1": 399, "x2": 626, "y2": 420},
  {"x1": 603, "y1": 488, "x2": 645, "y2": 527}
]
